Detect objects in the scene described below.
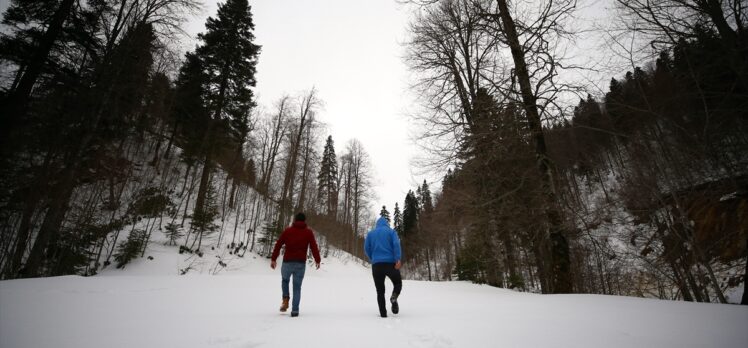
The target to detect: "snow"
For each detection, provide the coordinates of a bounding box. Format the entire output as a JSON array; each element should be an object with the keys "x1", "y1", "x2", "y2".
[
  {"x1": 725, "y1": 283, "x2": 745, "y2": 304},
  {"x1": 2, "y1": 246, "x2": 747, "y2": 348}
]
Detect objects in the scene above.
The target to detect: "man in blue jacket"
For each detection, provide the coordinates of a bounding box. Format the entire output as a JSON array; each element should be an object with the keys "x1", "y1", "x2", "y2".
[{"x1": 364, "y1": 217, "x2": 403, "y2": 318}]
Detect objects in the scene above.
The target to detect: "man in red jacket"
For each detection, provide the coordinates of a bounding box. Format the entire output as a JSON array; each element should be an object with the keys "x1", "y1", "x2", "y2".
[{"x1": 270, "y1": 212, "x2": 321, "y2": 317}]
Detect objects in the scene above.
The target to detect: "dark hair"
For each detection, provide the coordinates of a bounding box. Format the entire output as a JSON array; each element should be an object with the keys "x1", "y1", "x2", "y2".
[{"x1": 294, "y1": 212, "x2": 306, "y2": 222}]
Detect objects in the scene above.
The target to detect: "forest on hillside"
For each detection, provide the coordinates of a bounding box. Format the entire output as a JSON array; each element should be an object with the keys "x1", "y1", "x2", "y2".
[
  {"x1": 392, "y1": 0, "x2": 747, "y2": 305},
  {"x1": 0, "y1": 0, "x2": 746, "y2": 305},
  {"x1": 0, "y1": 0, "x2": 376, "y2": 279}
]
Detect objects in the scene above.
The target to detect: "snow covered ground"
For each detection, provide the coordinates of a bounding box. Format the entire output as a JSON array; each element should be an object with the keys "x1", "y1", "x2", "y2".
[{"x1": 1, "y1": 244, "x2": 747, "y2": 348}]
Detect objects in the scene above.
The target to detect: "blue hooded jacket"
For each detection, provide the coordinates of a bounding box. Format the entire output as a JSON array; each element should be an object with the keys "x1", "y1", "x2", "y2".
[{"x1": 364, "y1": 217, "x2": 402, "y2": 264}]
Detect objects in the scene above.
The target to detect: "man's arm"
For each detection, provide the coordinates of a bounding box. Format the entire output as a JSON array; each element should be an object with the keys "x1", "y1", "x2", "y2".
[
  {"x1": 364, "y1": 233, "x2": 372, "y2": 261},
  {"x1": 309, "y1": 230, "x2": 321, "y2": 269},
  {"x1": 270, "y1": 230, "x2": 286, "y2": 269},
  {"x1": 391, "y1": 229, "x2": 402, "y2": 269}
]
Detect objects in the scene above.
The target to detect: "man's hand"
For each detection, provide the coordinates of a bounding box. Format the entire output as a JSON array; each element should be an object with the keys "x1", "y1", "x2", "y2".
[
  {"x1": 270, "y1": 260, "x2": 277, "y2": 269},
  {"x1": 394, "y1": 260, "x2": 402, "y2": 270},
  {"x1": 315, "y1": 262, "x2": 320, "y2": 270}
]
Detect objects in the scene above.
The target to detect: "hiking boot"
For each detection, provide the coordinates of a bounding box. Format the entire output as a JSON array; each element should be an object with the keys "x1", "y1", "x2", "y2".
[
  {"x1": 291, "y1": 312, "x2": 299, "y2": 317},
  {"x1": 390, "y1": 294, "x2": 399, "y2": 314},
  {"x1": 280, "y1": 297, "x2": 289, "y2": 312}
]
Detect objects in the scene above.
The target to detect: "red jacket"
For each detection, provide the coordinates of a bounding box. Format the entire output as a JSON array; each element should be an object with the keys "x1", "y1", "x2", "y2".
[{"x1": 271, "y1": 221, "x2": 321, "y2": 263}]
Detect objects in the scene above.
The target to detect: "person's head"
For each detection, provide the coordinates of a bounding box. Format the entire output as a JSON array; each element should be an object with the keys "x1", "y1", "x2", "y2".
[{"x1": 294, "y1": 212, "x2": 306, "y2": 222}]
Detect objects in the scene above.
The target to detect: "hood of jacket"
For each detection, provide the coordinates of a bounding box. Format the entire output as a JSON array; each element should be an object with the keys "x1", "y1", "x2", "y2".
[{"x1": 375, "y1": 217, "x2": 390, "y2": 229}]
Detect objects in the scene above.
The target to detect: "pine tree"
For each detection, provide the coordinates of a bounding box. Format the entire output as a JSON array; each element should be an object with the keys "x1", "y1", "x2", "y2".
[
  {"x1": 317, "y1": 135, "x2": 339, "y2": 216},
  {"x1": 420, "y1": 180, "x2": 433, "y2": 213},
  {"x1": 379, "y1": 205, "x2": 391, "y2": 225},
  {"x1": 164, "y1": 223, "x2": 183, "y2": 246},
  {"x1": 98, "y1": 23, "x2": 157, "y2": 139},
  {"x1": 197, "y1": 0, "x2": 260, "y2": 123},
  {"x1": 443, "y1": 168, "x2": 455, "y2": 188},
  {"x1": 114, "y1": 230, "x2": 147, "y2": 269},
  {"x1": 190, "y1": 177, "x2": 219, "y2": 254},
  {"x1": 402, "y1": 190, "x2": 419, "y2": 238},
  {"x1": 173, "y1": 52, "x2": 210, "y2": 163},
  {"x1": 188, "y1": 0, "x2": 261, "y2": 222},
  {"x1": 392, "y1": 203, "x2": 403, "y2": 235}
]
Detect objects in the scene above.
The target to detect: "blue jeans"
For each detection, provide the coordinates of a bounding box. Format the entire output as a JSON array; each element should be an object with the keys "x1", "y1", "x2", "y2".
[{"x1": 281, "y1": 262, "x2": 306, "y2": 313}]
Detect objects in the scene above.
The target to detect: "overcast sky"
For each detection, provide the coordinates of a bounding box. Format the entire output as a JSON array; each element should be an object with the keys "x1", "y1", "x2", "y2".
[
  {"x1": 181, "y1": 0, "x2": 619, "y2": 220},
  {"x1": 0, "y1": 0, "x2": 623, "y2": 220},
  {"x1": 186, "y1": 0, "x2": 419, "y2": 219}
]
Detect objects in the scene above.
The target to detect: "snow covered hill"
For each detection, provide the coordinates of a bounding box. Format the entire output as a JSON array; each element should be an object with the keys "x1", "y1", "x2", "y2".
[{"x1": 1, "y1": 243, "x2": 747, "y2": 348}]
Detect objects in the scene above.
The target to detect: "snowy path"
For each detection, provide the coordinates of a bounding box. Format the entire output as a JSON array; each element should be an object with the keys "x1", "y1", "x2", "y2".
[{"x1": 2, "y1": 253, "x2": 747, "y2": 348}]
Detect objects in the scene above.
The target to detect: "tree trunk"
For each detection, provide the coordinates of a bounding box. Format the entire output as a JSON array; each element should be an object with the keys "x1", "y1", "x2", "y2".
[
  {"x1": 181, "y1": 164, "x2": 198, "y2": 227},
  {"x1": 683, "y1": 262, "x2": 704, "y2": 302},
  {"x1": 296, "y1": 128, "x2": 312, "y2": 212},
  {"x1": 433, "y1": 247, "x2": 440, "y2": 280},
  {"x1": 502, "y1": 232, "x2": 520, "y2": 289},
  {"x1": 494, "y1": 0, "x2": 572, "y2": 293},
  {"x1": 353, "y1": 177, "x2": 360, "y2": 235},
  {"x1": 8, "y1": 196, "x2": 39, "y2": 277},
  {"x1": 426, "y1": 248, "x2": 433, "y2": 281},
  {"x1": 230, "y1": 187, "x2": 243, "y2": 247},
  {"x1": 277, "y1": 95, "x2": 312, "y2": 234},
  {"x1": 699, "y1": 254, "x2": 728, "y2": 303},
  {"x1": 702, "y1": 0, "x2": 738, "y2": 46},
  {"x1": 229, "y1": 179, "x2": 238, "y2": 210},
  {"x1": 164, "y1": 118, "x2": 179, "y2": 159},
  {"x1": 140, "y1": 217, "x2": 155, "y2": 257},
  {"x1": 741, "y1": 245, "x2": 748, "y2": 305},
  {"x1": 532, "y1": 238, "x2": 550, "y2": 294},
  {"x1": 19, "y1": 170, "x2": 76, "y2": 277},
  {"x1": 8, "y1": 149, "x2": 56, "y2": 277},
  {"x1": 193, "y1": 151, "x2": 213, "y2": 219},
  {"x1": 9, "y1": 64, "x2": 26, "y2": 92},
  {"x1": 150, "y1": 119, "x2": 167, "y2": 168}
]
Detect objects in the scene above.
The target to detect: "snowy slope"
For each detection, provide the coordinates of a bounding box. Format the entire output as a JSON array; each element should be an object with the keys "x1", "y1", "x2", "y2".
[{"x1": 1, "y1": 245, "x2": 747, "y2": 348}]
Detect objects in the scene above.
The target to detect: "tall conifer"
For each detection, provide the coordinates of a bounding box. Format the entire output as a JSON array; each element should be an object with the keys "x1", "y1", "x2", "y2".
[
  {"x1": 317, "y1": 135, "x2": 339, "y2": 216},
  {"x1": 379, "y1": 205, "x2": 391, "y2": 224},
  {"x1": 188, "y1": 0, "x2": 261, "y2": 220},
  {"x1": 393, "y1": 203, "x2": 403, "y2": 235},
  {"x1": 420, "y1": 180, "x2": 433, "y2": 213},
  {"x1": 402, "y1": 190, "x2": 419, "y2": 238}
]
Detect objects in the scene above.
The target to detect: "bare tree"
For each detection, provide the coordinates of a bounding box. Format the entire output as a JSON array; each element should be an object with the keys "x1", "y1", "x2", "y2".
[
  {"x1": 256, "y1": 96, "x2": 291, "y2": 195},
  {"x1": 478, "y1": 0, "x2": 580, "y2": 293},
  {"x1": 333, "y1": 139, "x2": 374, "y2": 254},
  {"x1": 98, "y1": 0, "x2": 200, "y2": 56},
  {"x1": 275, "y1": 88, "x2": 321, "y2": 233},
  {"x1": 406, "y1": 0, "x2": 582, "y2": 293},
  {"x1": 615, "y1": 0, "x2": 745, "y2": 49},
  {"x1": 295, "y1": 114, "x2": 322, "y2": 213},
  {"x1": 338, "y1": 152, "x2": 352, "y2": 225},
  {"x1": 406, "y1": 0, "x2": 505, "y2": 166},
  {"x1": 346, "y1": 139, "x2": 374, "y2": 235}
]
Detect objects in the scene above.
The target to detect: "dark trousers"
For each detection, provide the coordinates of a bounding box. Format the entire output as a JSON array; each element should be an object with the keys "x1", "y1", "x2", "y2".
[{"x1": 372, "y1": 263, "x2": 402, "y2": 316}]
